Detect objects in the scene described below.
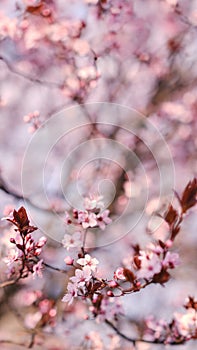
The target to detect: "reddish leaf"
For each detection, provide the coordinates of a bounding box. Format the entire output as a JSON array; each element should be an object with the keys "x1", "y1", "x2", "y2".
[
  {"x1": 164, "y1": 204, "x2": 178, "y2": 226},
  {"x1": 26, "y1": 4, "x2": 43, "y2": 14},
  {"x1": 7, "y1": 207, "x2": 37, "y2": 235},
  {"x1": 152, "y1": 269, "x2": 170, "y2": 284},
  {"x1": 133, "y1": 256, "x2": 141, "y2": 269},
  {"x1": 13, "y1": 207, "x2": 29, "y2": 229},
  {"x1": 170, "y1": 225, "x2": 180, "y2": 241},
  {"x1": 184, "y1": 296, "x2": 197, "y2": 311},
  {"x1": 123, "y1": 268, "x2": 135, "y2": 283},
  {"x1": 180, "y1": 178, "x2": 197, "y2": 213},
  {"x1": 158, "y1": 240, "x2": 166, "y2": 249}
]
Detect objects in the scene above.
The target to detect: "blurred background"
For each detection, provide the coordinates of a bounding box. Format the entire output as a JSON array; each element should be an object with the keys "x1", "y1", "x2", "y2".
[{"x1": 0, "y1": 0, "x2": 196, "y2": 349}]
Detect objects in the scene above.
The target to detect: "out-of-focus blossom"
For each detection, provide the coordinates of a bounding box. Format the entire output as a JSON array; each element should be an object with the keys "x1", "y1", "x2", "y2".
[
  {"x1": 162, "y1": 252, "x2": 180, "y2": 269},
  {"x1": 84, "y1": 331, "x2": 103, "y2": 350},
  {"x1": 83, "y1": 195, "x2": 104, "y2": 211},
  {"x1": 92, "y1": 297, "x2": 124, "y2": 323},
  {"x1": 137, "y1": 251, "x2": 162, "y2": 279},
  {"x1": 62, "y1": 232, "x2": 82, "y2": 251},
  {"x1": 23, "y1": 110, "x2": 41, "y2": 133},
  {"x1": 33, "y1": 259, "x2": 44, "y2": 279},
  {"x1": 174, "y1": 309, "x2": 197, "y2": 338},
  {"x1": 25, "y1": 311, "x2": 42, "y2": 329}
]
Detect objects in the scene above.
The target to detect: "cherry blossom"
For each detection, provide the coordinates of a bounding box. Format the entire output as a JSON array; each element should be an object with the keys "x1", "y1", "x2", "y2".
[
  {"x1": 25, "y1": 311, "x2": 42, "y2": 329},
  {"x1": 2, "y1": 207, "x2": 47, "y2": 280},
  {"x1": 92, "y1": 296, "x2": 124, "y2": 323},
  {"x1": 96, "y1": 210, "x2": 112, "y2": 230},
  {"x1": 62, "y1": 282, "x2": 78, "y2": 305},
  {"x1": 77, "y1": 254, "x2": 99, "y2": 272},
  {"x1": 83, "y1": 195, "x2": 104, "y2": 211},
  {"x1": 23, "y1": 110, "x2": 42, "y2": 133},
  {"x1": 114, "y1": 267, "x2": 126, "y2": 280},
  {"x1": 70, "y1": 266, "x2": 92, "y2": 287},
  {"x1": 162, "y1": 251, "x2": 180, "y2": 269},
  {"x1": 3, "y1": 248, "x2": 22, "y2": 266},
  {"x1": 0, "y1": 0, "x2": 197, "y2": 345},
  {"x1": 62, "y1": 231, "x2": 82, "y2": 251},
  {"x1": 33, "y1": 259, "x2": 44, "y2": 279},
  {"x1": 78, "y1": 210, "x2": 98, "y2": 229},
  {"x1": 174, "y1": 309, "x2": 197, "y2": 338},
  {"x1": 64, "y1": 196, "x2": 112, "y2": 231},
  {"x1": 137, "y1": 251, "x2": 162, "y2": 279}
]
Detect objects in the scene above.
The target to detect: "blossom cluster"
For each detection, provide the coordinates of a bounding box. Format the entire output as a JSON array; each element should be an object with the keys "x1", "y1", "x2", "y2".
[
  {"x1": 62, "y1": 252, "x2": 124, "y2": 323},
  {"x1": 23, "y1": 110, "x2": 42, "y2": 133},
  {"x1": 60, "y1": 191, "x2": 185, "y2": 328},
  {"x1": 3, "y1": 207, "x2": 47, "y2": 279},
  {"x1": 64, "y1": 195, "x2": 112, "y2": 230},
  {"x1": 62, "y1": 253, "x2": 98, "y2": 305},
  {"x1": 25, "y1": 295, "x2": 57, "y2": 329},
  {"x1": 144, "y1": 297, "x2": 197, "y2": 343},
  {"x1": 115, "y1": 240, "x2": 180, "y2": 283},
  {"x1": 61, "y1": 197, "x2": 181, "y2": 325},
  {"x1": 0, "y1": 180, "x2": 196, "y2": 346}
]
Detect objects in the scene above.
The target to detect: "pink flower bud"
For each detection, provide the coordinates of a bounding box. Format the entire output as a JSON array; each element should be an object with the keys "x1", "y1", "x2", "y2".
[
  {"x1": 165, "y1": 239, "x2": 173, "y2": 248},
  {"x1": 64, "y1": 256, "x2": 74, "y2": 265},
  {"x1": 107, "y1": 291, "x2": 114, "y2": 297},
  {"x1": 23, "y1": 115, "x2": 30, "y2": 123}
]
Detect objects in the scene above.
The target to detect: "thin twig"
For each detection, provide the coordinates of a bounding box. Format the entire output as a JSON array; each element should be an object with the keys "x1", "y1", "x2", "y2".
[
  {"x1": 43, "y1": 261, "x2": 68, "y2": 274},
  {"x1": 0, "y1": 55, "x2": 63, "y2": 89},
  {"x1": 0, "y1": 339, "x2": 27, "y2": 347},
  {"x1": 105, "y1": 319, "x2": 185, "y2": 346},
  {"x1": 0, "y1": 277, "x2": 20, "y2": 288},
  {"x1": 28, "y1": 332, "x2": 36, "y2": 349},
  {"x1": 0, "y1": 175, "x2": 65, "y2": 214}
]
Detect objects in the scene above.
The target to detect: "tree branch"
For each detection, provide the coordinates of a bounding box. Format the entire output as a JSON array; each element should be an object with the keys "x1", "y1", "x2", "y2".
[
  {"x1": 105, "y1": 319, "x2": 185, "y2": 346},
  {"x1": 0, "y1": 55, "x2": 63, "y2": 89},
  {"x1": 42, "y1": 261, "x2": 68, "y2": 274},
  {"x1": 0, "y1": 174, "x2": 65, "y2": 214}
]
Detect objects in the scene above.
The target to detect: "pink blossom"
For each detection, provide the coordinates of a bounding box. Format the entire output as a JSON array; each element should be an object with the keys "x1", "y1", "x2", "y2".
[
  {"x1": 25, "y1": 311, "x2": 42, "y2": 329},
  {"x1": 78, "y1": 211, "x2": 97, "y2": 229},
  {"x1": 96, "y1": 210, "x2": 112, "y2": 230},
  {"x1": 162, "y1": 252, "x2": 180, "y2": 269},
  {"x1": 137, "y1": 251, "x2": 162, "y2": 279},
  {"x1": 3, "y1": 249, "x2": 21, "y2": 265},
  {"x1": 36, "y1": 236, "x2": 47, "y2": 248},
  {"x1": 65, "y1": 211, "x2": 72, "y2": 224},
  {"x1": 95, "y1": 297, "x2": 124, "y2": 323},
  {"x1": 83, "y1": 195, "x2": 104, "y2": 211},
  {"x1": 144, "y1": 315, "x2": 168, "y2": 341},
  {"x1": 70, "y1": 266, "x2": 92, "y2": 286},
  {"x1": 3, "y1": 205, "x2": 14, "y2": 217},
  {"x1": 114, "y1": 267, "x2": 126, "y2": 280},
  {"x1": 174, "y1": 309, "x2": 197, "y2": 337},
  {"x1": 23, "y1": 110, "x2": 41, "y2": 133},
  {"x1": 62, "y1": 282, "x2": 78, "y2": 305},
  {"x1": 62, "y1": 232, "x2": 82, "y2": 251},
  {"x1": 33, "y1": 259, "x2": 44, "y2": 279},
  {"x1": 148, "y1": 242, "x2": 164, "y2": 255},
  {"x1": 77, "y1": 254, "x2": 99, "y2": 272},
  {"x1": 84, "y1": 331, "x2": 103, "y2": 350},
  {"x1": 64, "y1": 256, "x2": 74, "y2": 265}
]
